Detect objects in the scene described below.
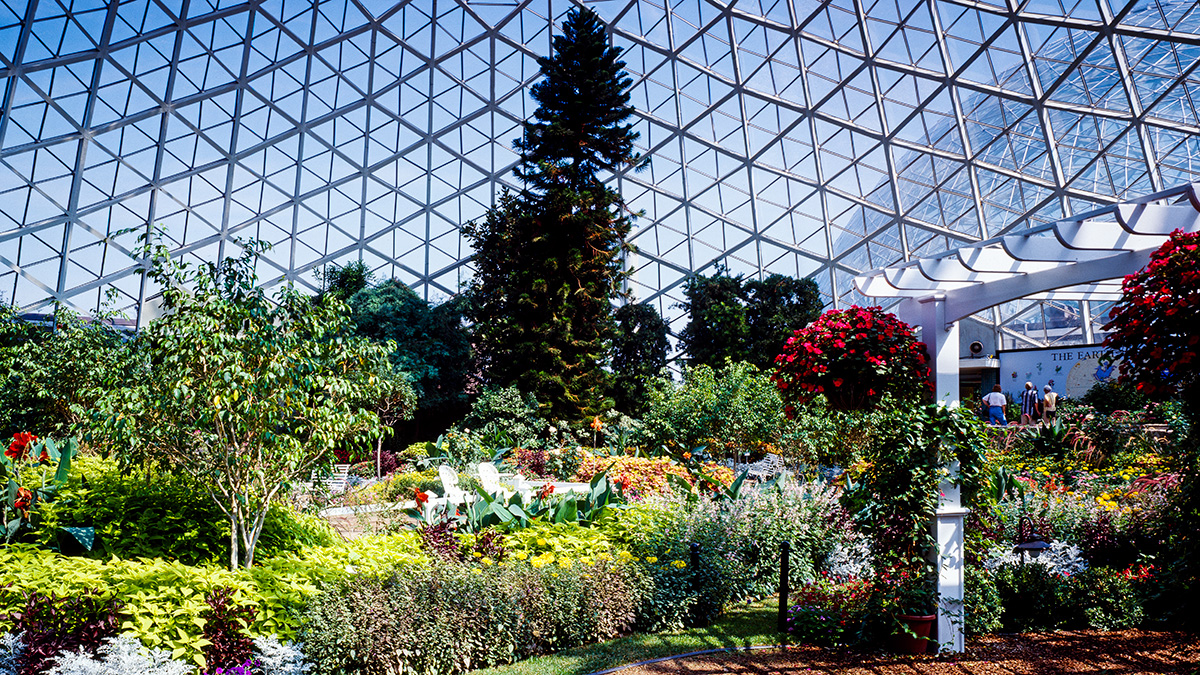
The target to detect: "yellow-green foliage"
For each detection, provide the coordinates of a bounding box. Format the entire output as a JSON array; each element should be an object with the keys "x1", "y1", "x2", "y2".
[
  {"x1": 502, "y1": 521, "x2": 618, "y2": 560},
  {"x1": 0, "y1": 532, "x2": 424, "y2": 668}
]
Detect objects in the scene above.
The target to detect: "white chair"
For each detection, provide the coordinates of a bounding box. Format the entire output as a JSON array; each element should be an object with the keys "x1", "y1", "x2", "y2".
[
  {"x1": 438, "y1": 465, "x2": 471, "y2": 505},
  {"x1": 477, "y1": 462, "x2": 516, "y2": 499},
  {"x1": 310, "y1": 463, "x2": 352, "y2": 492}
]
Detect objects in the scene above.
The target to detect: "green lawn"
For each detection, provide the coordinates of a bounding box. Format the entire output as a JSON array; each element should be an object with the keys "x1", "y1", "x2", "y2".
[{"x1": 472, "y1": 598, "x2": 785, "y2": 675}]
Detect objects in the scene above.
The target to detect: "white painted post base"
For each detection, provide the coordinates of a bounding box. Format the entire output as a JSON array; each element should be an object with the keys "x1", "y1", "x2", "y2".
[{"x1": 935, "y1": 474, "x2": 967, "y2": 653}]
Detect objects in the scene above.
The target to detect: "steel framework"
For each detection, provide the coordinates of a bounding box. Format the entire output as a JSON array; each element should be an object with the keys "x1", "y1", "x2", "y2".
[{"x1": 3, "y1": 0, "x2": 1200, "y2": 341}]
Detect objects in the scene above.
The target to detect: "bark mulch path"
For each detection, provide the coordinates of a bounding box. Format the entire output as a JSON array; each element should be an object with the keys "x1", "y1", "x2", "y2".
[{"x1": 610, "y1": 630, "x2": 1198, "y2": 675}]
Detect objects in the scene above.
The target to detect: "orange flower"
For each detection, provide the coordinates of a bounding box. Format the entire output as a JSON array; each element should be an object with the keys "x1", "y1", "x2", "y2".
[
  {"x1": 682, "y1": 452, "x2": 692, "y2": 460},
  {"x1": 13, "y1": 487, "x2": 32, "y2": 517},
  {"x1": 590, "y1": 416, "x2": 604, "y2": 432},
  {"x1": 414, "y1": 488, "x2": 429, "y2": 505}
]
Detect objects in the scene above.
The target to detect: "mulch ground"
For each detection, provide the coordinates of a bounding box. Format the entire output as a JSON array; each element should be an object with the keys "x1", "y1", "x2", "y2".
[{"x1": 610, "y1": 630, "x2": 1198, "y2": 675}]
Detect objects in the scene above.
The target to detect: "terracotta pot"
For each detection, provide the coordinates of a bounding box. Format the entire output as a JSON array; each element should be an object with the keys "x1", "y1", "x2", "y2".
[{"x1": 888, "y1": 614, "x2": 936, "y2": 655}]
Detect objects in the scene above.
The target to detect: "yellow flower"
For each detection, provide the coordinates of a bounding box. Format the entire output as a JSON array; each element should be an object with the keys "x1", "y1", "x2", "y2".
[
  {"x1": 515, "y1": 551, "x2": 528, "y2": 560},
  {"x1": 472, "y1": 551, "x2": 482, "y2": 558},
  {"x1": 471, "y1": 568, "x2": 482, "y2": 575},
  {"x1": 537, "y1": 538, "x2": 547, "y2": 547},
  {"x1": 551, "y1": 572, "x2": 559, "y2": 578},
  {"x1": 672, "y1": 560, "x2": 687, "y2": 569},
  {"x1": 645, "y1": 556, "x2": 658, "y2": 564},
  {"x1": 482, "y1": 557, "x2": 494, "y2": 566}
]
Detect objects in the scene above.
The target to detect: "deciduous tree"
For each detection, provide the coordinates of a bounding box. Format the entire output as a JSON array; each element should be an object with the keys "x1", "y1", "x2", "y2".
[{"x1": 94, "y1": 239, "x2": 410, "y2": 569}]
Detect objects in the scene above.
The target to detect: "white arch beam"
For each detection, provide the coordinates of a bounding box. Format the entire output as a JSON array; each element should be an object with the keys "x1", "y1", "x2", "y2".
[{"x1": 855, "y1": 181, "x2": 1200, "y2": 404}]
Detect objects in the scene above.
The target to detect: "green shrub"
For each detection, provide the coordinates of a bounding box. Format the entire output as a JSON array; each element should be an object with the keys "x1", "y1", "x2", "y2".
[
  {"x1": 35, "y1": 456, "x2": 337, "y2": 565},
  {"x1": 504, "y1": 521, "x2": 618, "y2": 560},
  {"x1": 457, "y1": 386, "x2": 544, "y2": 447},
  {"x1": 381, "y1": 469, "x2": 443, "y2": 500},
  {"x1": 1081, "y1": 380, "x2": 1148, "y2": 415},
  {"x1": 298, "y1": 557, "x2": 646, "y2": 675},
  {"x1": 993, "y1": 563, "x2": 1073, "y2": 632},
  {"x1": 0, "y1": 533, "x2": 425, "y2": 668},
  {"x1": 602, "y1": 482, "x2": 843, "y2": 630},
  {"x1": 1072, "y1": 567, "x2": 1145, "y2": 630},
  {"x1": 398, "y1": 442, "x2": 431, "y2": 464},
  {"x1": 782, "y1": 396, "x2": 909, "y2": 467},
  {"x1": 641, "y1": 359, "x2": 788, "y2": 458},
  {"x1": 963, "y1": 564, "x2": 1002, "y2": 635}
]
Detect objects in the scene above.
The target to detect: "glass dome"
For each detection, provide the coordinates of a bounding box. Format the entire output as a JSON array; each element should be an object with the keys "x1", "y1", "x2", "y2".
[{"x1": 2, "y1": 0, "x2": 1198, "y2": 344}]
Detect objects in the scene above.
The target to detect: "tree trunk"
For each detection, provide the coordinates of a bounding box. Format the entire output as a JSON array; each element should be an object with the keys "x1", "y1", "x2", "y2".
[{"x1": 229, "y1": 508, "x2": 240, "y2": 571}]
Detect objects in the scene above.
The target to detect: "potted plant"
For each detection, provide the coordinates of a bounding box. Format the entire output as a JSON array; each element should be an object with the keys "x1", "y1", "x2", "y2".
[{"x1": 875, "y1": 565, "x2": 938, "y2": 654}]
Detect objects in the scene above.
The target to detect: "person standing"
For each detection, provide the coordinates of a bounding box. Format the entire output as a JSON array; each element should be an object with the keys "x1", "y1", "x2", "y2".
[
  {"x1": 1042, "y1": 384, "x2": 1058, "y2": 425},
  {"x1": 1020, "y1": 381, "x2": 1040, "y2": 425},
  {"x1": 983, "y1": 384, "x2": 1008, "y2": 426}
]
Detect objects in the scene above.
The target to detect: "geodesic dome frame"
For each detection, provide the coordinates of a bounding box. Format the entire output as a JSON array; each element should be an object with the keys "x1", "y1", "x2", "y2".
[{"x1": 4, "y1": 0, "x2": 1200, "y2": 347}]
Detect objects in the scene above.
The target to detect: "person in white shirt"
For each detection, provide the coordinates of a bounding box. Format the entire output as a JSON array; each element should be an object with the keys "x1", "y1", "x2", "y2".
[
  {"x1": 1042, "y1": 385, "x2": 1058, "y2": 425},
  {"x1": 983, "y1": 384, "x2": 1008, "y2": 426}
]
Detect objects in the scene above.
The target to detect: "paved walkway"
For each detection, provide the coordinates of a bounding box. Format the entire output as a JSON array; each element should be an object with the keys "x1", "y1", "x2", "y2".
[{"x1": 608, "y1": 630, "x2": 1198, "y2": 675}]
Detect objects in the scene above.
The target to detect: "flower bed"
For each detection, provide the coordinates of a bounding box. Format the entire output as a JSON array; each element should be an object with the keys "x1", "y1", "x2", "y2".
[{"x1": 570, "y1": 456, "x2": 733, "y2": 498}]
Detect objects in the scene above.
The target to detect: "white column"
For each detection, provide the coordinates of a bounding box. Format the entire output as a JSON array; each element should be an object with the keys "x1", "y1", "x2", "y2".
[
  {"x1": 935, "y1": 468, "x2": 968, "y2": 653},
  {"x1": 901, "y1": 293, "x2": 961, "y2": 406}
]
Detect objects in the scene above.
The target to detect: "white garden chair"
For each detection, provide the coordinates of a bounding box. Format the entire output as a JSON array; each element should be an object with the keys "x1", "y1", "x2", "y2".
[
  {"x1": 437, "y1": 465, "x2": 471, "y2": 506},
  {"x1": 477, "y1": 462, "x2": 516, "y2": 499}
]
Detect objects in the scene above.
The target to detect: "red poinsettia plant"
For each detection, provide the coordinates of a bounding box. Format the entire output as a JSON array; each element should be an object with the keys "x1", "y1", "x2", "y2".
[
  {"x1": 773, "y1": 306, "x2": 932, "y2": 412},
  {"x1": 1103, "y1": 229, "x2": 1200, "y2": 406}
]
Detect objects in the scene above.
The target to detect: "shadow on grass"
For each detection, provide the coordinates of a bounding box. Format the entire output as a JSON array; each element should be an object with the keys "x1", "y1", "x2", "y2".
[{"x1": 471, "y1": 599, "x2": 785, "y2": 675}]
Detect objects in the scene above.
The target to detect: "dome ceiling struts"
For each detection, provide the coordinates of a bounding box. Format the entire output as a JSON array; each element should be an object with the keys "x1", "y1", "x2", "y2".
[{"x1": 3, "y1": 0, "x2": 1200, "y2": 349}]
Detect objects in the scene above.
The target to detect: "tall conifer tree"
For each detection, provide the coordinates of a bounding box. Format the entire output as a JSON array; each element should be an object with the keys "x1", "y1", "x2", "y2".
[{"x1": 464, "y1": 7, "x2": 643, "y2": 421}]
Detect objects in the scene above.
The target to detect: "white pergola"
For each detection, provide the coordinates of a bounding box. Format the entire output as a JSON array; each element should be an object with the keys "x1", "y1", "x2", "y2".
[
  {"x1": 856, "y1": 181, "x2": 1200, "y2": 406},
  {"x1": 854, "y1": 181, "x2": 1200, "y2": 653}
]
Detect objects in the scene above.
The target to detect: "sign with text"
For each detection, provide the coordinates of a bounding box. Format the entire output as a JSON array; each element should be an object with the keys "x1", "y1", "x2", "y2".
[{"x1": 998, "y1": 345, "x2": 1120, "y2": 399}]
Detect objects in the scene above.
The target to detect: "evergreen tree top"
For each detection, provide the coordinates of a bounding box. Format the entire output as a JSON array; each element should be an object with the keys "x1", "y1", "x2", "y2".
[{"x1": 515, "y1": 6, "x2": 643, "y2": 191}]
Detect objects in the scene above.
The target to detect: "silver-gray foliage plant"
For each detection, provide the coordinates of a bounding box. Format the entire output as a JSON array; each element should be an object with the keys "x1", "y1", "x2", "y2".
[
  {"x1": 253, "y1": 635, "x2": 312, "y2": 675},
  {"x1": 45, "y1": 635, "x2": 195, "y2": 675},
  {"x1": 982, "y1": 540, "x2": 1088, "y2": 577},
  {"x1": 0, "y1": 632, "x2": 24, "y2": 675}
]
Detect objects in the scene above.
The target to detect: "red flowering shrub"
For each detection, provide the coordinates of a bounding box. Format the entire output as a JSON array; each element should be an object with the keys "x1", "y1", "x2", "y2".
[
  {"x1": 772, "y1": 306, "x2": 931, "y2": 412},
  {"x1": 1103, "y1": 229, "x2": 1200, "y2": 406}
]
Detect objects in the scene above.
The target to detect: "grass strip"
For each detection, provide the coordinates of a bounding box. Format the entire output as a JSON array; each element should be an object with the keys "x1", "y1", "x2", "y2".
[{"x1": 472, "y1": 598, "x2": 783, "y2": 675}]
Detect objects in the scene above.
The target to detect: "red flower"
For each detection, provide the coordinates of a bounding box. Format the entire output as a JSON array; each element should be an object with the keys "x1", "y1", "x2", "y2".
[
  {"x1": 5, "y1": 432, "x2": 37, "y2": 463},
  {"x1": 537, "y1": 483, "x2": 555, "y2": 501},
  {"x1": 414, "y1": 488, "x2": 429, "y2": 505},
  {"x1": 13, "y1": 487, "x2": 32, "y2": 517}
]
